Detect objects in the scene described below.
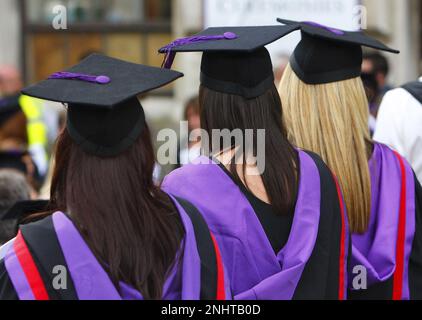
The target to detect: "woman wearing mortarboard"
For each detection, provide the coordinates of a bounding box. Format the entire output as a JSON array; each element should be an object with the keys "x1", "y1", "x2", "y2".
[
  {"x1": 0, "y1": 54, "x2": 229, "y2": 300},
  {"x1": 277, "y1": 19, "x2": 422, "y2": 300},
  {"x1": 160, "y1": 25, "x2": 350, "y2": 300}
]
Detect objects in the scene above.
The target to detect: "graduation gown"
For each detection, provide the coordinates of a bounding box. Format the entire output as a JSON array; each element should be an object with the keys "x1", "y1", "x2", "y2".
[
  {"x1": 348, "y1": 142, "x2": 422, "y2": 300},
  {"x1": 0, "y1": 195, "x2": 230, "y2": 300},
  {"x1": 162, "y1": 149, "x2": 350, "y2": 300}
]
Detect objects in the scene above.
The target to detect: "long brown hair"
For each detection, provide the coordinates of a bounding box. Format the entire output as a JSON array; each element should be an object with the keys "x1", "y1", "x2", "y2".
[
  {"x1": 279, "y1": 63, "x2": 372, "y2": 233},
  {"x1": 199, "y1": 85, "x2": 299, "y2": 215},
  {"x1": 49, "y1": 126, "x2": 184, "y2": 299}
]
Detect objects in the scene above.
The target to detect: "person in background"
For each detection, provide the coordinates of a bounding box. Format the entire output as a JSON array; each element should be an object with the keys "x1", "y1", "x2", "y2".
[
  {"x1": 0, "y1": 150, "x2": 40, "y2": 198},
  {"x1": 178, "y1": 96, "x2": 201, "y2": 167},
  {"x1": 161, "y1": 25, "x2": 349, "y2": 300},
  {"x1": 374, "y1": 77, "x2": 422, "y2": 184},
  {"x1": 273, "y1": 53, "x2": 290, "y2": 86},
  {"x1": 39, "y1": 110, "x2": 67, "y2": 199},
  {"x1": 0, "y1": 54, "x2": 228, "y2": 300},
  {"x1": 361, "y1": 72, "x2": 380, "y2": 135},
  {"x1": 0, "y1": 66, "x2": 22, "y2": 97},
  {"x1": 278, "y1": 19, "x2": 422, "y2": 299},
  {"x1": 362, "y1": 52, "x2": 393, "y2": 94},
  {"x1": 0, "y1": 65, "x2": 49, "y2": 181},
  {"x1": 0, "y1": 169, "x2": 31, "y2": 245},
  {"x1": 0, "y1": 73, "x2": 44, "y2": 194}
]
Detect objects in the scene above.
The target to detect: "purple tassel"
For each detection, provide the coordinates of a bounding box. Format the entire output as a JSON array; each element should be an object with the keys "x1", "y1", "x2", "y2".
[
  {"x1": 303, "y1": 21, "x2": 345, "y2": 35},
  {"x1": 48, "y1": 72, "x2": 111, "y2": 84},
  {"x1": 159, "y1": 32, "x2": 238, "y2": 69}
]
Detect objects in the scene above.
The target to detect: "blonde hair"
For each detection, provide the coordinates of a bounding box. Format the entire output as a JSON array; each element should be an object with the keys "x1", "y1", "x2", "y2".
[{"x1": 278, "y1": 63, "x2": 372, "y2": 233}]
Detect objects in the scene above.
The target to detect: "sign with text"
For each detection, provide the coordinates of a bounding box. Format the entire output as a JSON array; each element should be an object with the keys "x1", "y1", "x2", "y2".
[{"x1": 203, "y1": 0, "x2": 363, "y2": 65}]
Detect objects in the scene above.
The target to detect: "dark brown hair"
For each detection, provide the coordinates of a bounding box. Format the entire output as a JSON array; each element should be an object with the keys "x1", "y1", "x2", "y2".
[
  {"x1": 199, "y1": 84, "x2": 299, "y2": 215},
  {"x1": 49, "y1": 125, "x2": 184, "y2": 299}
]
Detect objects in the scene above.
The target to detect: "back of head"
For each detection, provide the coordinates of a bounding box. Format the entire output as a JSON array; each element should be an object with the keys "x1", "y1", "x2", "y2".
[
  {"x1": 275, "y1": 19, "x2": 399, "y2": 233},
  {"x1": 363, "y1": 52, "x2": 389, "y2": 77},
  {"x1": 22, "y1": 54, "x2": 185, "y2": 299},
  {"x1": 50, "y1": 124, "x2": 184, "y2": 299},
  {"x1": 279, "y1": 63, "x2": 371, "y2": 233},
  {"x1": 0, "y1": 169, "x2": 30, "y2": 244},
  {"x1": 0, "y1": 169, "x2": 30, "y2": 215},
  {"x1": 199, "y1": 84, "x2": 299, "y2": 216}
]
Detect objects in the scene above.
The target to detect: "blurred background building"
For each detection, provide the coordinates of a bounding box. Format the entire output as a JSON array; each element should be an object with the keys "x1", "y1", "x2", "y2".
[{"x1": 0, "y1": 0, "x2": 420, "y2": 178}]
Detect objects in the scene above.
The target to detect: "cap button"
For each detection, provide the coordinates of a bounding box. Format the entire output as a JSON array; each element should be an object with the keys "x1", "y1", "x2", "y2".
[
  {"x1": 95, "y1": 75, "x2": 111, "y2": 84},
  {"x1": 223, "y1": 32, "x2": 237, "y2": 40}
]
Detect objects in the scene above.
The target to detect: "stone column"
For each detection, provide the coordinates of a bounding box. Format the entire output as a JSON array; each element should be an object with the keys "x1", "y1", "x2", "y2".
[
  {"x1": 0, "y1": 0, "x2": 21, "y2": 70},
  {"x1": 393, "y1": 0, "x2": 420, "y2": 83}
]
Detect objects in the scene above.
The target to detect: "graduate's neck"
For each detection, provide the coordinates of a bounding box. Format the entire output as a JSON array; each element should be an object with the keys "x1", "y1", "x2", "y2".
[{"x1": 214, "y1": 147, "x2": 270, "y2": 205}]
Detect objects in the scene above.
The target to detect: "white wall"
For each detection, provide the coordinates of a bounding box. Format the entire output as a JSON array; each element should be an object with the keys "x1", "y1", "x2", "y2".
[{"x1": 0, "y1": 0, "x2": 21, "y2": 70}]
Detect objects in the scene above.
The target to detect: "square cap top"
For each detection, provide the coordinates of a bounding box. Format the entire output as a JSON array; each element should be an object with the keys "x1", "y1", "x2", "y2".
[
  {"x1": 277, "y1": 18, "x2": 399, "y2": 53},
  {"x1": 158, "y1": 24, "x2": 300, "y2": 54},
  {"x1": 159, "y1": 25, "x2": 300, "y2": 98},
  {"x1": 22, "y1": 54, "x2": 183, "y2": 108}
]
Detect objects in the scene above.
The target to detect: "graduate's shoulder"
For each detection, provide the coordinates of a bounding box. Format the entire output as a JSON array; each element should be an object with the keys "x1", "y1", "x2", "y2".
[
  {"x1": 374, "y1": 141, "x2": 415, "y2": 168},
  {"x1": 162, "y1": 157, "x2": 220, "y2": 190},
  {"x1": 0, "y1": 238, "x2": 15, "y2": 261},
  {"x1": 0, "y1": 256, "x2": 18, "y2": 300},
  {"x1": 298, "y1": 149, "x2": 334, "y2": 180},
  {"x1": 0, "y1": 238, "x2": 19, "y2": 300}
]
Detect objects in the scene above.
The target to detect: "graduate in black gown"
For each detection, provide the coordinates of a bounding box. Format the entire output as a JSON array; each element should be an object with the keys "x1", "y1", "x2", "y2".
[
  {"x1": 160, "y1": 25, "x2": 350, "y2": 299},
  {"x1": 277, "y1": 19, "x2": 422, "y2": 299},
  {"x1": 0, "y1": 54, "x2": 229, "y2": 300}
]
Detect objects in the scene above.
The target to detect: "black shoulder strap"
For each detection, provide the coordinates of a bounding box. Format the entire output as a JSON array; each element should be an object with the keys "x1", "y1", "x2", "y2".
[
  {"x1": 19, "y1": 216, "x2": 78, "y2": 300},
  {"x1": 294, "y1": 151, "x2": 344, "y2": 299},
  {"x1": 402, "y1": 81, "x2": 422, "y2": 104},
  {"x1": 173, "y1": 196, "x2": 219, "y2": 300}
]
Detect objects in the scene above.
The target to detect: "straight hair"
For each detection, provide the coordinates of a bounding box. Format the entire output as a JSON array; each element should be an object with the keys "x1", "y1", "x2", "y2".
[
  {"x1": 48, "y1": 125, "x2": 184, "y2": 299},
  {"x1": 279, "y1": 63, "x2": 372, "y2": 233},
  {"x1": 199, "y1": 84, "x2": 299, "y2": 216}
]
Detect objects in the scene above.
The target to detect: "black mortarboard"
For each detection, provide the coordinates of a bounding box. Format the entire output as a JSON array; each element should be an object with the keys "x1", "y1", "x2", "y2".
[
  {"x1": 159, "y1": 25, "x2": 300, "y2": 99},
  {"x1": 1, "y1": 200, "x2": 49, "y2": 221},
  {"x1": 277, "y1": 18, "x2": 400, "y2": 84},
  {"x1": 22, "y1": 54, "x2": 183, "y2": 157},
  {"x1": 0, "y1": 150, "x2": 29, "y2": 175},
  {"x1": 0, "y1": 94, "x2": 22, "y2": 127}
]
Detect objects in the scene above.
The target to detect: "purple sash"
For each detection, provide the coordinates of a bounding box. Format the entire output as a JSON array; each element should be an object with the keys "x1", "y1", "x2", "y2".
[
  {"x1": 4, "y1": 196, "x2": 213, "y2": 300},
  {"x1": 4, "y1": 238, "x2": 36, "y2": 300},
  {"x1": 163, "y1": 150, "x2": 323, "y2": 299},
  {"x1": 350, "y1": 143, "x2": 416, "y2": 299}
]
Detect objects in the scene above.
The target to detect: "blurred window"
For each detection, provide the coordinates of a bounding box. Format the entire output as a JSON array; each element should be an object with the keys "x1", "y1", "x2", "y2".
[{"x1": 20, "y1": 0, "x2": 173, "y2": 95}]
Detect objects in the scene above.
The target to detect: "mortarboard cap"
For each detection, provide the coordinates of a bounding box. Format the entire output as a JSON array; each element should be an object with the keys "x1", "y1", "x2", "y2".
[
  {"x1": 22, "y1": 54, "x2": 183, "y2": 157},
  {"x1": 1, "y1": 200, "x2": 49, "y2": 221},
  {"x1": 0, "y1": 94, "x2": 22, "y2": 127},
  {"x1": 159, "y1": 25, "x2": 300, "y2": 99},
  {"x1": 277, "y1": 18, "x2": 399, "y2": 84}
]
